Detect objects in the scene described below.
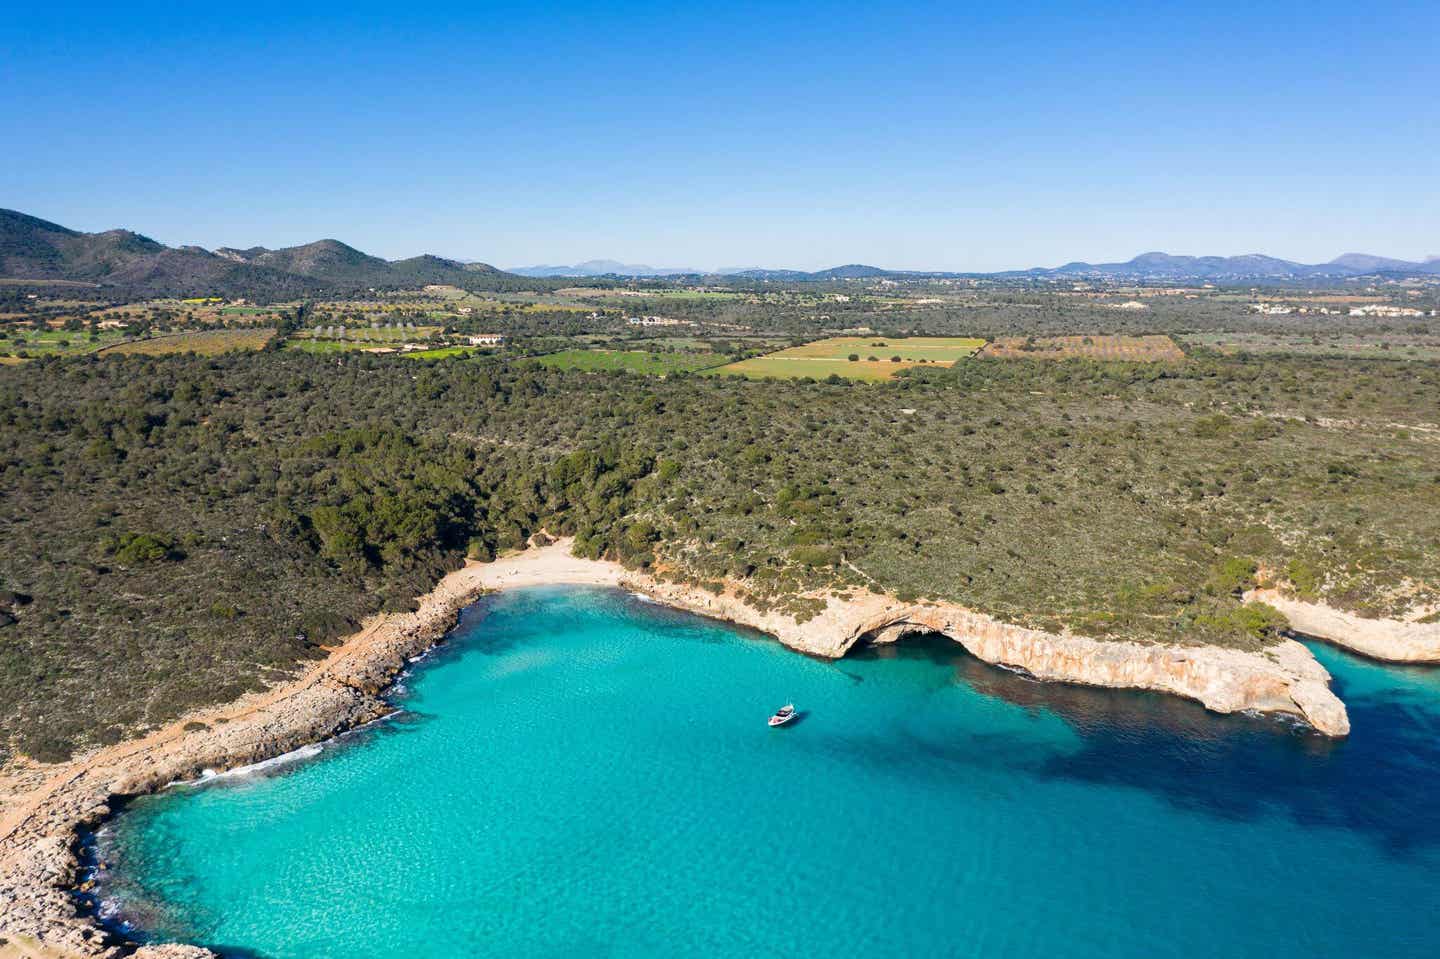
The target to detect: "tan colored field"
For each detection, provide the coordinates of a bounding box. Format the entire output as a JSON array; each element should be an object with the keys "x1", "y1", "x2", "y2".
[
  {"x1": 713, "y1": 336, "x2": 986, "y2": 382},
  {"x1": 980, "y1": 334, "x2": 1184, "y2": 361},
  {"x1": 99, "y1": 328, "x2": 275, "y2": 356}
]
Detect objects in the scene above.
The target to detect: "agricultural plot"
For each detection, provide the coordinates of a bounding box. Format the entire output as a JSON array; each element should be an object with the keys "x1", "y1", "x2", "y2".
[
  {"x1": 0, "y1": 328, "x2": 130, "y2": 358},
  {"x1": 99, "y1": 328, "x2": 275, "y2": 356},
  {"x1": 534, "y1": 349, "x2": 727, "y2": 375},
  {"x1": 980, "y1": 334, "x2": 1183, "y2": 361},
  {"x1": 295, "y1": 325, "x2": 441, "y2": 343},
  {"x1": 1182, "y1": 331, "x2": 1440, "y2": 362},
  {"x1": 712, "y1": 336, "x2": 986, "y2": 381},
  {"x1": 287, "y1": 326, "x2": 443, "y2": 353},
  {"x1": 286, "y1": 339, "x2": 377, "y2": 354},
  {"x1": 401, "y1": 346, "x2": 493, "y2": 361},
  {"x1": 557, "y1": 288, "x2": 743, "y2": 302},
  {"x1": 419, "y1": 287, "x2": 593, "y2": 313}
]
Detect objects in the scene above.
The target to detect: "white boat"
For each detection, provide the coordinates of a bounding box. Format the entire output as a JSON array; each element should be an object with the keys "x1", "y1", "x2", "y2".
[{"x1": 768, "y1": 704, "x2": 797, "y2": 727}]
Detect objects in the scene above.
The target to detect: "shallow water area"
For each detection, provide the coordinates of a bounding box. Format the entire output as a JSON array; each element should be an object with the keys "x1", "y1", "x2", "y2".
[{"x1": 95, "y1": 586, "x2": 1440, "y2": 958}]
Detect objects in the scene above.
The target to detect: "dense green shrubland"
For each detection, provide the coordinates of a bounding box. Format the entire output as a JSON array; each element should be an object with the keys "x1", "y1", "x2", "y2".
[{"x1": 1, "y1": 349, "x2": 1437, "y2": 761}]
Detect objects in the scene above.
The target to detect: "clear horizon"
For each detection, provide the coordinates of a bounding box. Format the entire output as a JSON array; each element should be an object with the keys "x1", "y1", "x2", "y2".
[{"x1": 5, "y1": 1, "x2": 1437, "y2": 271}]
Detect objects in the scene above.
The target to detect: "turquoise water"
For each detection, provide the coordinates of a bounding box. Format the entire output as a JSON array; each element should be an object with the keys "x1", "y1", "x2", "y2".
[{"x1": 95, "y1": 587, "x2": 1440, "y2": 958}]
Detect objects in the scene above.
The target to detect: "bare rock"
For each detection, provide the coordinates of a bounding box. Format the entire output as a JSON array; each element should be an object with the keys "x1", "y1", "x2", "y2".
[{"x1": 1248, "y1": 588, "x2": 1440, "y2": 663}]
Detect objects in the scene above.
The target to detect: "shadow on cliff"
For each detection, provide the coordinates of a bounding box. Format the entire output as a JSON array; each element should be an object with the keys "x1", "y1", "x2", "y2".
[{"x1": 851, "y1": 632, "x2": 1440, "y2": 857}]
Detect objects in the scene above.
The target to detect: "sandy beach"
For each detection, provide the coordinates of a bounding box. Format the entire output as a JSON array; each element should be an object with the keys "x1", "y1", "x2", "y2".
[{"x1": 0, "y1": 540, "x2": 624, "y2": 958}]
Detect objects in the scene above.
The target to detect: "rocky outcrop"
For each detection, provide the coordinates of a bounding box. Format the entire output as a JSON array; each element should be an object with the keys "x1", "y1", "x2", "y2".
[
  {"x1": 631, "y1": 579, "x2": 1350, "y2": 737},
  {"x1": 1247, "y1": 589, "x2": 1440, "y2": 663}
]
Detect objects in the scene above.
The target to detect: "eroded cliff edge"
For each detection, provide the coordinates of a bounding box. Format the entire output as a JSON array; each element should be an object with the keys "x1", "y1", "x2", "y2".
[{"x1": 635, "y1": 579, "x2": 1349, "y2": 738}]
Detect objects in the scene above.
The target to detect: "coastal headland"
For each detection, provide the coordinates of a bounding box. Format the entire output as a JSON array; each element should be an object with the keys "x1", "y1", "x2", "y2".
[{"x1": 0, "y1": 538, "x2": 1420, "y2": 958}]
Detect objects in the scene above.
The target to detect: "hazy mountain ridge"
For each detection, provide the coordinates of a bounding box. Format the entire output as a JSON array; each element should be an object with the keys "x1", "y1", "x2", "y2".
[
  {"x1": 513, "y1": 252, "x2": 1440, "y2": 282},
  {"x1": 508, "y1": 259, "x2": 706, "y2": 277},
  {"x1": 1026, "y1": 251, "x2": 1440, "y2": 280},
  {"x1": 4, "y1": 209, "x2": 1437, "y2": 295}
]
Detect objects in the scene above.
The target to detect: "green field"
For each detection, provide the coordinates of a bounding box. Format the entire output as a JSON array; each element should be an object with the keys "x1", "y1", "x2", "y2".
[
  {"x1": 713, "y1": 336, "x2": 986, "y2": 381},
  {"x1": 285, "y1": 327, "x2": 443, "y2": 354},
  {"x1": 0, "y1": 328, "x2": 130, "y2": 358},
  {"x1": 294, "y1": 326, "x2": 441, "y2": 343},
  {"x1": 402, "y1": 346, "x2": 491, "y2": 361},
  {"x1": 285, "y1": 339, "x2": 378, "y2": 354},
  {"x1": 534, "y1": 349, "x2": 726, "y2": 374}
]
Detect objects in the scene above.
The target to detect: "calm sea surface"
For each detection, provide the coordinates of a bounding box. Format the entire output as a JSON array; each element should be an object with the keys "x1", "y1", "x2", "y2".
[{"x1": 94, "y1": 586, "x2": 1440, "y2": 958}]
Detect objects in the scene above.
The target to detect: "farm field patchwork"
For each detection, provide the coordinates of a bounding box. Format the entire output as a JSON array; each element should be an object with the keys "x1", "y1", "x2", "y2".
[
  {"x1": 557, "y1": 287, "x2": 742, "y2": 302},
  {"x1": 98, "y1": 328, "x2": 276, "y2": 356},
  {"x1": 1181, "y1": 331, "x2": 1440, "y2": 361},
  {"x1": 980, "y1": 334, "x2": 1184, "y2": 361},
  {"x1": 285, "y1": 326, "x2": 444, "y2": 353},
  {"x1": 712, "y1": 336, "x2": 986, "y2": 381},
  {"x1": 0, "y1": 328, "x2": 131, "y2": 358},
  {"x1": 533, "y1": 349, "x2": 727, "y2": 374}
]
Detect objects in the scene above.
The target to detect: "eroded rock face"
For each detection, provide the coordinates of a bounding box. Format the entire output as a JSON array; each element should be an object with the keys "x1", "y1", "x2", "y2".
[
  {"x1": 631, "y1": 580, "x2": 1351, "y2": 738},
  {"x1": 1247, "y1": 589, "x2": 1440, "y2": 663}
]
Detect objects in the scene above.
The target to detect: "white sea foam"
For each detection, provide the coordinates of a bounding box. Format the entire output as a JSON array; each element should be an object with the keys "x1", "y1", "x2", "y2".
[{"x1": 165, "y1": 743, "x2": 323, "y2": 788}]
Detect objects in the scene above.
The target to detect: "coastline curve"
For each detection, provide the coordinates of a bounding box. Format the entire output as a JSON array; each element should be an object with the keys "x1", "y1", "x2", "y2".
[{"x1": 0, "y1": 541, "x2": 1353, "y2": 958}]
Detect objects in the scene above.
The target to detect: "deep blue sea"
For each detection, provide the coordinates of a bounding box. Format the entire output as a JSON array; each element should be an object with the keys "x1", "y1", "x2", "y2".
[{"x1": 93, "y1": 586, "x2": 1440, "y2": 958}]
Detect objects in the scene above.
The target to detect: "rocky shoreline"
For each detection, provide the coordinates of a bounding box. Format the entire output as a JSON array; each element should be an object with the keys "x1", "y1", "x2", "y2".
[
  {"x1": 636, "y1": 577, "x2": 1349, "y2": 737},
  {"x1": 0, "y1": 542, "x2": 1364, "y2": 957},
  {"x1": 0, "y1": 564, "x2": 503, "y2": 959},
  {"x1": 1246, "y1": 588, "x2": 1440, "y2": 664}
]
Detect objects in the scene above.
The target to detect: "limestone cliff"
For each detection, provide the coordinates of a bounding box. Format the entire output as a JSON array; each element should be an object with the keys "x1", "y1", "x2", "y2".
[
  {"x1": 631, "y1": 578, "x2": 1350, "y2": 737},
  {"x1": 1247, "y1": 588, "x2": 1440, "y2": 663}
]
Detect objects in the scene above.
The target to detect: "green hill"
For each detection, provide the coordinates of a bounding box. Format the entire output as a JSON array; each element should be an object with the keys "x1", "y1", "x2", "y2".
[{"x1": 0, "y1": 208, "x2": 514, "y2": 298}]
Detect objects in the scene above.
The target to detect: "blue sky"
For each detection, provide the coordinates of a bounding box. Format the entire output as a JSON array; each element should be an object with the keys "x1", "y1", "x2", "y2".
[{"x1": 4, "y1": 1, "x2": 1436, "y2": 271}]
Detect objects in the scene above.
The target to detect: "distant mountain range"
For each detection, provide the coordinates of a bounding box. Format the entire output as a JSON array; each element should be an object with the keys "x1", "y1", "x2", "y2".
[
  {"x1": 1012, "y1": 251, "x2": 1440, "y2": 281},
  {"x1": 0, "y1": 209, "x2": 510, "y2": 297},
  {"x1": 507, "y1": 261, "x2": 894, "y2": 280},
  {"x1": 511, "y1": 253, "x2": 1440, "y2": 281},
  {"x1": 508, "y1": 260, "x2": 706, "y2": 278},
  {"x1": 4, "y1": 208, "x2": 1438, "y2": 296}
]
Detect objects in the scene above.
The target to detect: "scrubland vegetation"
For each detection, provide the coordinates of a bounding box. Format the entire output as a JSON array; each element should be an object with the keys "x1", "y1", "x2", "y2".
[{"x1": 2, "y1": 339, "x2": 1438, "y2": 762}]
